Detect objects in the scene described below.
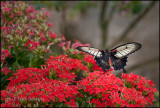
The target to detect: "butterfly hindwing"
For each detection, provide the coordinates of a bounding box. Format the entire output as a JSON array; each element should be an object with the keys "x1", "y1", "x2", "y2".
[{"x1": 110, "y1": 53, "x2": 128, "y2": 73}]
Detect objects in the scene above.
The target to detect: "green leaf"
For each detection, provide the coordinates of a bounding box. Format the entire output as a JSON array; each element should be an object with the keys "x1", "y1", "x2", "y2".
[{"x1": 29, "y1": 53, "x2": 45, "y2": 68}]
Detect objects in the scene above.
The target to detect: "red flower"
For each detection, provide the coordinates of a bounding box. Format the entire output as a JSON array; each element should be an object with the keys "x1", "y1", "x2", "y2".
[
  {"x1": 50, "y1": 32, "x2": 56, "y2": 39},
  {"x1": 72, "y1": 40, "x2": 90, "y2": 49},
  {"x1": 2, "y1": 49, "x2": 12, "y2": 58},
  {"x1": 65, "y1": 99, "x2": 77, "y2": 107},
  {"x1": 39, "y1": 33, "x2": 46, "y2": 41},
  {"x1": 1, "y1": 67, "x2": 11, "y2": 75},
  {"x1": 3, "y1": 6, "x2": 11, "y2": 13},
  {"x1": 58, "y1": 42, "x2": 66, "y2": 47},
  {"x1": 47, "y1": 22, "x2": 53, "y2": 28},
  {"x1": 65, "y1": 41, "x2": 71, "y2": 50},
  {"x1": 45, "y1": 11, "x2": 51, "y2": 17},
  {"x1": 25, "y1": 39, "x2": 32, "y2": 46}
]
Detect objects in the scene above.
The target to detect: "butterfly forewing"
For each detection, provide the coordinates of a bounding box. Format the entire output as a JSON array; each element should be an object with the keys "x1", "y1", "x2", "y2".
[
  {"x1": 110, "y1": 42, "x2": 141, "y2": 58},
  {"x1": 76, "y1": 46, "x2": 102, "y2": 58}
]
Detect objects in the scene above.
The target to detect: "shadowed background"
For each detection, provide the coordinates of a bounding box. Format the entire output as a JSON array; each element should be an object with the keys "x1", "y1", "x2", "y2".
[{"x1": 29, "y1": 1, "x2": 159, "y2": 90}]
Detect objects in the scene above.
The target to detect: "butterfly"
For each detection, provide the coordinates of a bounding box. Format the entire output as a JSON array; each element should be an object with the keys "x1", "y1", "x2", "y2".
[{"x1": 76, "y1": 42, "x2": 141, "y2": 73}]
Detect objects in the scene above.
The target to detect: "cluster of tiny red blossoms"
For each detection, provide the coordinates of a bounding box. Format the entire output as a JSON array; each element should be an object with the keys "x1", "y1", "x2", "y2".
[
  {"x1": 1, "y1": 54, "x2": 158, "y2": 107},
  {"x1": 1, "y1": 55, "x2": 89, "y2": 107},
  {"x1": 78, "y1": 71, "x2": 157, "y2": 107},
  {"x1": 45, "y1": 55, "x2": 89, "y2": 82},
  {"x1": 1, "y1": 80, "x2": 78, "y2": 107}
]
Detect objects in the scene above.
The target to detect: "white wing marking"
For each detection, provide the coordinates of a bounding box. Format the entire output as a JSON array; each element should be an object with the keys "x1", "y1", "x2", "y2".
[
  {"x1": 77, "y1": 47, "x2": 102, "y2": 58},
  {"x1": 114, "y1": 43, "x2": 138, "y2": 58}
]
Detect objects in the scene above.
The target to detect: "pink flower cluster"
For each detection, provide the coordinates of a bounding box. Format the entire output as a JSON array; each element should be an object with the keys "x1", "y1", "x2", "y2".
[
  {"x1": 1, "y1": 1, "x2": 65, "y2": 72},
  {"x1": 59, "y1": 39, "x2": 90, "y2": 55}
]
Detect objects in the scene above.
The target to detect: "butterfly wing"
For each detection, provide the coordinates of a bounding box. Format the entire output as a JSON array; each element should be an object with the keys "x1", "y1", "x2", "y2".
[
  {"x1": 109, "y1": 42, "x2": 141, "y2": 73},
  {"x1": 76, "y1": 46, "x2": 110, "y2": 72},
  {"x1": 76, "y1": 46, "x2": 103, "y2": 58},
  {"x1": 110, "y1": 54, "x2": 128, "y2": 73},
  {"x1": 110, "y1": 42, "x2": 141, "y2": 59}
]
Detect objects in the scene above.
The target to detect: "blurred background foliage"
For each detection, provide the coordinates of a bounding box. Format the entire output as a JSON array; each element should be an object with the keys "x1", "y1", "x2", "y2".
[{"x1": 29, "y1": 1, "x2": 159, "y2": 90}]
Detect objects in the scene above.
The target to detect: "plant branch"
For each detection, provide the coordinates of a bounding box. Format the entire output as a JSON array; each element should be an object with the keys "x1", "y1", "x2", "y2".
[
  {"x1": 107, "y1": 3, "x2": 117, "y2": 23},
  {"x1": 109, "y1": 1, "x2": 157, "y2": 49},
  {"x1": 99, "y1": 1, "x2": 108, "y2": 49}
]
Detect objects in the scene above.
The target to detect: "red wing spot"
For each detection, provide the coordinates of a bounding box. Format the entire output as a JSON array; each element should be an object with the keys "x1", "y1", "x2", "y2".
[
  {"x1": 99, "y1": 49, "x2": 103, "y2": 51},
  {"x1": 109, "y1": 59, "x2": 112, "y2": 64},
  {"x1": 111, "y1": 49, "x2": 117, "y2": 52}
]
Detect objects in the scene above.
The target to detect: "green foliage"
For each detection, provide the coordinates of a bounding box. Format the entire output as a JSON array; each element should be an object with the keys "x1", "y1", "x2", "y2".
[
  {"x1": 53, "y1": 1, "x2": 67, "y2": 11},
  {"x1": 31, "y1": 1, "x2": 97, "y2": 18},
  {"x1": 113, "y1": 1, "x2": 146, "y2": 16},
  {"x1": 153, "y1": 92, "x2": 159, "y2": 107},
  {"x1": 1, "y1": 72, "x2": 12, "y2": 90},
  {"x1": 31, "y1": 1, "x2": 54, "y2": 10},
  {"x1": 69, "y1": 1, "x2": 97, "y2": 18}
]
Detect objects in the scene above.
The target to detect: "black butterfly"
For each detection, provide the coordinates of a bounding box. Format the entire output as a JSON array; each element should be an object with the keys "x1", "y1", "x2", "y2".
[{"x1": 76, "y1": 42, "x2": 141, "y2": 73}]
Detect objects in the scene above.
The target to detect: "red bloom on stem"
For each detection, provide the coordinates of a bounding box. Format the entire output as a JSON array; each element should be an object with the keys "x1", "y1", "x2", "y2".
[
  {"x1": 50, "y1": 32, "x2": 56, "y2": 39},
  {"x1": 45, "y1": 11, "x2": 51, "y2": 17},
  {"x1": 65, "y1": 41, "x2": 71, "y2": 50},
  {"x1": 72, "y1": 40, "x2": 90, "y2": 49},
  {"x1": 2, "y1": 49, "x2": 11, "y2": 58},
  {"x1": 25, "y1": 39, "x2": 40, "y2": 50},
  {"x1": 39, "y1": 33, "x2": 46, "y2": 41},
  {"x1": 47, "y1": 22, "x2": 53, "y2": 28},
  {"x1": 3, "y1": 6, "x2": 11, "y2": 13},
  {"x1": 58, "y1": 42, "x2": 66, "y2": 47},
  {"x1": 1, "y1": 67, "x2": 11, "y2": 75},
  {"x1": 25, "y1": 39, "x2": 32, "y2": 46}
]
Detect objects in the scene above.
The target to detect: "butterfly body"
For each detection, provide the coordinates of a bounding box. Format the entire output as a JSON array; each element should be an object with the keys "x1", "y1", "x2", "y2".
[{"x1": 76, "y1": 42, "x2": 141, "y2": 73}]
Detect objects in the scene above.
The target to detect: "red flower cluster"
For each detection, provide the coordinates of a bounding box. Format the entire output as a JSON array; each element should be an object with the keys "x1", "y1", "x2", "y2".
[
  {"x1": 1, "y1": 80, "x2": 78, "y2": 107},
  {"x1": 1, "y1": 67, "x2": 11, "y2": 75},
  {"x1": 1, "y1": 55, "x2": 88, "y2": 107},
  {"x1": 78, "y1": 71, "x2": 157, "y2": 107},
  {"x1": 122, "y1": 73, "x2": 158, "y2": 106},
  {"x1": 46, "y1": 55, "x2": 89, "y2": 82},
  {"x1": 25, "y1": 39, "x2": 40, "y2": 50},
  {"x1": 1, "y1": 49, "x2": 12, "y2": 63},
  {"x1": 1, "y1": 54, "x2": 158, "y2": 107}
]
